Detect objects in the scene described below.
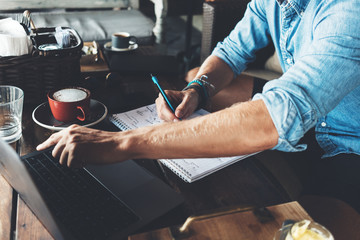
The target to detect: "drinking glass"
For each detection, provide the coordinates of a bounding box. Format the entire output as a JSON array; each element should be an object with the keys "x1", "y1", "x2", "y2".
[
  {"x1": 274, "y1": 220, "x2": 334, "y2": 240},
  {"x1": 0, "y1": 86, "x2": 24, "y2": 143}
]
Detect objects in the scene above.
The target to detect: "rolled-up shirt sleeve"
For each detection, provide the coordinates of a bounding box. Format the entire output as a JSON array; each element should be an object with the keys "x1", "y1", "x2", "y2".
[
  {"x1": 254, "y1": 33, "x2": 360, "y2": 152},
  {"x1": 253, "y1": 88, "x2": 313, "y2": 152}
]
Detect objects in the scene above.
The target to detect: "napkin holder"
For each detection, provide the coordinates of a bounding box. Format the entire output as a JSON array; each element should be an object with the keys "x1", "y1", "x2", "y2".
[{"x1": 0, "y1": 26, "x2": 83, "y2": 106}]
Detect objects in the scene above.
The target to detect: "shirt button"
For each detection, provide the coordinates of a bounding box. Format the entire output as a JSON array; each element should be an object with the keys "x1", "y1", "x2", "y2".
[
  {"x1": 286, "y1": 58, "x2": 292, "y2": 64},
  {"x1": 321, "y1": 122, "x2": 327, "y2": 127}
]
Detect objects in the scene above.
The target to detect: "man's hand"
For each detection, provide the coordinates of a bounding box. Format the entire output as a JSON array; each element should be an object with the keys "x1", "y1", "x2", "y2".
[
  {"x1": 155, "y1": 89, "x2": 200, "y2": 122},
  {"x1": 36, "y1": 125, "x2": 127, "y2": 168}
]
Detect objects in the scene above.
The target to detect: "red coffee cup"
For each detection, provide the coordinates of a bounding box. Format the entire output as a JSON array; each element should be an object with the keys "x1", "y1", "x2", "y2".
[{"x1": 48, "y1": 87, "x2": 91, "y2": 123}]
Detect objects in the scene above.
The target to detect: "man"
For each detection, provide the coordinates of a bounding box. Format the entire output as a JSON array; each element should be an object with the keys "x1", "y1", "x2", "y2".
[{"x1": 38, "y1": 0, "x2": 360, "y2": 210}]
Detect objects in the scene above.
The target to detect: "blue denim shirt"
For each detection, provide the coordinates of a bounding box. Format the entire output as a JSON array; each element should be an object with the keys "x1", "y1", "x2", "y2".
[{"x1": 212, "y1": 0, "x2": 360, "y2": 157}]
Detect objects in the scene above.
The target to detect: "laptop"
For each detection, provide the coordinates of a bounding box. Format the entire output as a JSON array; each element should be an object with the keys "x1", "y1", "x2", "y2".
[{"x1": 0, "y1": 139, "x2": 184, "y2": 240}]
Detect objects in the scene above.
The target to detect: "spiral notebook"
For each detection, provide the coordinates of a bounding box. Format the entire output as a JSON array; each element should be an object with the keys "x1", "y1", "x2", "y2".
[{"x1": 109, "y1": 104, "x2": 253, "y2": 183}]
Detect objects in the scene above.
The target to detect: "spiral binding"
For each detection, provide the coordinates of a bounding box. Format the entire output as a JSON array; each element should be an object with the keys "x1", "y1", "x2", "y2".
[
  {"x1": 160, "y1": 159, "x2": 192, "y2": 183},
  {"x1": 109, "y1": 116, "x2": 131, "y2": 131}
]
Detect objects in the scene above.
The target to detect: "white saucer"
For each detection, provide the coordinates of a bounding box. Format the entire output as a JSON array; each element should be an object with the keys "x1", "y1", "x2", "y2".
[
  {"x1": 32, "y1": 99, "x2": 108, "y2": 131},
  {"x1": 104, "y1": 41, "x2": 138, "y2": 52}
]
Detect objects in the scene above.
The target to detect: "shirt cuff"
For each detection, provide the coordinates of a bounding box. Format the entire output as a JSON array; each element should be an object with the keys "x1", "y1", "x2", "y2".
[
  {"x1": 253, "y1": 91, "x2": 309, "y2": 152},
  {"x1": 212, "y1": 43, "x2": 248, "y2": 77}
]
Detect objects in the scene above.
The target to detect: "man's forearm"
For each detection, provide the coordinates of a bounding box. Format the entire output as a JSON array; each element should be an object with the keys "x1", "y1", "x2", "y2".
[{"x1": 125, "y1": 99, "x2": 278, "y2": 160}]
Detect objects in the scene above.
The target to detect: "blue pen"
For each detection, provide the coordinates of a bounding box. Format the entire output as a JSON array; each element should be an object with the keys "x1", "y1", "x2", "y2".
[{"x1": 150, "y1": 74, "x2": 179, "y2": 118}]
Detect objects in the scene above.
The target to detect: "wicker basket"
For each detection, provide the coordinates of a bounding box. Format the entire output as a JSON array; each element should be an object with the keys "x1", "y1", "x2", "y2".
[{"x1": 0, "y1": 27, "x2": 83, "y2": 106}]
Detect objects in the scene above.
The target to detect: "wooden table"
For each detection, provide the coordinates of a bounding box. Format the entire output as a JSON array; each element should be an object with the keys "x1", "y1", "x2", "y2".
[
  {"x1": 129, "y1": 201, "x2": 312, "y2": 240},
  {"x1": 0, "y1": 73, "x2": 291, "y2": 240}
]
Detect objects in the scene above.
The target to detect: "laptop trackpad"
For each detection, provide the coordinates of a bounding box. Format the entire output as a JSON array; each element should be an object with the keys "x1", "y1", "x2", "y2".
[{"x1": 85, "y1": 160, "x2": 154, "y2": 195}]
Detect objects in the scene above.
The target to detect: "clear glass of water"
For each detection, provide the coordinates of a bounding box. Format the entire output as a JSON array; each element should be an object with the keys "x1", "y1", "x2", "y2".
[{"x1": 0, "y1": 86, "x2": 24, "y2": 143}]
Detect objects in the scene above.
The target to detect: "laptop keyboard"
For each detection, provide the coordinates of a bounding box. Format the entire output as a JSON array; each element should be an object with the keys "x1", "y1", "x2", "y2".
[{"x1": 22, "y1": 149, "x2": 140, "y2": 240}]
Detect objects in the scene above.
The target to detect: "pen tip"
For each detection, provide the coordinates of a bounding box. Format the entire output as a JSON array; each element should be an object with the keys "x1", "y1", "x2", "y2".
[{"x1": 150, "y1": 74, "x2": 153, "y2": 77}]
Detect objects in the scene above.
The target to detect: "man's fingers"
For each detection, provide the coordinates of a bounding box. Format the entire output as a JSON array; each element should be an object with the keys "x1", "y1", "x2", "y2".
[
  {"x1": 175, "y1": 94, "x2": 197, "y2": 119},
  {"x1": 156, "y1": 93, "x2": 177, "y2": 121},
  {"x1": 52, "y1": 136, "x2": 66, "y2": 159},
  {"x1": 36, "y1": 132, "x2": 61, "y2": 151},
  {"x1": 59, "y1": 149, "x2": 68, "y2": 166},
  {"x1": 67, "y1": 150, "x2": 84, "y2": 168},
  {"x1": 175, "y1": 97, "x2": 191, "y2": 118}
]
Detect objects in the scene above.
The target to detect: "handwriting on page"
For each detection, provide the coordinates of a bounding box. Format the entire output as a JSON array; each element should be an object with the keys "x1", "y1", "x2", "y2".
[{"x1": 122, "y1": 104, "x2": 162, "y2": 129}]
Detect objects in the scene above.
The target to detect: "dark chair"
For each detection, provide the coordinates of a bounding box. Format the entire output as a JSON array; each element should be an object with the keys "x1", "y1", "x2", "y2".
[{"x1": 299, "y1": 195, "x2": 360, "y2": 239}]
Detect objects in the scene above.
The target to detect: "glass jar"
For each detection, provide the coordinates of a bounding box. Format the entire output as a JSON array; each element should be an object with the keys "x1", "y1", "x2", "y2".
[{"x1": 274, "y1": 220, "x2": 334, "y2": 240}]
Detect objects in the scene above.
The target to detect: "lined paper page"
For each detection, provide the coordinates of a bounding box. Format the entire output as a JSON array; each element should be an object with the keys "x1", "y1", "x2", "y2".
[{"x1": 109, "y1": 104, "x2": 160, "y2": 130}]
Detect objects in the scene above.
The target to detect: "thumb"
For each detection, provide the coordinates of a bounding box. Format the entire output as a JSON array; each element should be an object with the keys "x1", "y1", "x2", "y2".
[{"x1": 175, "y1": 96, "x2": 196, "y2": 119}]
